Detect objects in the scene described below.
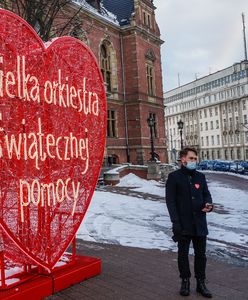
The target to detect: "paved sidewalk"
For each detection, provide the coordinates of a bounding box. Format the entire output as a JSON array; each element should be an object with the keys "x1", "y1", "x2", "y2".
[{"x1": 47, "y1": 240, "x2": 248, "y2": 300}]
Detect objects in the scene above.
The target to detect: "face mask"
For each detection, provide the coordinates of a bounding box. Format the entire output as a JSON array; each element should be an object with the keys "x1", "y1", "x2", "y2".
[{"x1": 186, "y1": 161, "x2": 197, "y2": 170}]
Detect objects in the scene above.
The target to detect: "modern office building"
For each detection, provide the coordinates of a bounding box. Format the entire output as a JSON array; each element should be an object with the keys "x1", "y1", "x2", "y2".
[{"x1": 164, "y1": 61, "x2": 248, "y2": 162}]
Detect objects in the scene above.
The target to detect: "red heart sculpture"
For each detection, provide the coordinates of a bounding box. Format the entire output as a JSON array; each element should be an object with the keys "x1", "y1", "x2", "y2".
[{"x1": 0, "y1": 10, "x2": 106, "y2": 271}]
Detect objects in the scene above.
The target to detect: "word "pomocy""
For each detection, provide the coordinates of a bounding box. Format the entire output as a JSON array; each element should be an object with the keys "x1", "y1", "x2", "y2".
[{"x1": 19, "y1": 178, "x2": 81, "y2": 222}]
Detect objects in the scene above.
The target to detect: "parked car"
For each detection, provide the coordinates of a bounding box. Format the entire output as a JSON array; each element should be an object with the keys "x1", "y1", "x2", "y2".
[
  {"x1": 212, "y1": 161, "x2": 231, "y2": 172},
  {"x1": 197, "y1": 160, "x2": 210, "y2": 170},
  {"x1": 197, "y1": 160, "x2": 217, "y2": 170},
  {"x1": 240, "y1": 161, "x2": 248, "y2": 174},
  {"x1": 229, "y1": 162, "x2": 244, "y2": 173},
  {"x1": 207, "y1": 160, "x2": 218, "y2": 170}
]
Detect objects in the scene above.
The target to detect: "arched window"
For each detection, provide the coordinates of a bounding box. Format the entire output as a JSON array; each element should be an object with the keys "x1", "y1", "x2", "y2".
[{"x1": 100, "y1": 44, "x2": 111, "y2": 92}]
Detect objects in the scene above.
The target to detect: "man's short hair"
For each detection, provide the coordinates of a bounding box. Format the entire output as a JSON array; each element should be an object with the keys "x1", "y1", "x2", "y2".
[{"x1": 179, "y1": 147, "x2": 198, "y2": 158}]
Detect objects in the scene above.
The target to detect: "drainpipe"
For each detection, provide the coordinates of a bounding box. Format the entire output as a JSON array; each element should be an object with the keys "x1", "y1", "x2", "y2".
[{"x1": 120, "y1": 33, "x2": 130, "y2": 163}]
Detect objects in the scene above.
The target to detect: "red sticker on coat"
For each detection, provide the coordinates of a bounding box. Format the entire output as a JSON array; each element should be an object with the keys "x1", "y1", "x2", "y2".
[{"x1": 195, "y1": 184, "x2": 200, "y2": 189}]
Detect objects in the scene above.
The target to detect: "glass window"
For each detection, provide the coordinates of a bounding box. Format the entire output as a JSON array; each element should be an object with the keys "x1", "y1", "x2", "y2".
[
  {"x1": 215, "y1": 107, "x2": 218, "y2": 116},
  {"x1": 237, "y1": 148, "x2": 241, "y2": 159},
  {"x1": 241, "y1": 85, "x2": 245, "y2": 95},
  {"x1": 234, "y1": 102, "x2": 238, "y2": 112},
  {"x1": 210, "y1": 121, "x2": 213, "y2": 130},
  {"x1": 236, "y1": 133, "x2": 240, "y2": 144},
  {"x1": 100, "y1": 44, "x2": 111, "y2": 92},
  {"x1": 146, "y1": 64, "x2": 155, "y2": 96},
  {"x1": 211, "y1": 135, "x2": 214, "y2": 145},
  {"x1": 216, "y1": 120, "x2": 219, "y2": 129},
  {"x1": 223, "y1": 119, "x2": 227, "y2": 130},
  {"x1": 235, "y1": 116, "x2": 239, "y2": 126},
  {"x1": 225, "y1": 149, "x2": 228, "y2": 159},
  {"x1": 143, "y1": 11, "x2": 146, "y2": 25},
  {"x1": 107, "y1": 110, "x2": 117, "y2": 137},
  {"x1": 147, "y1": 14, "x2": 151, "y2": 28},
  {"x1": 237, "y1": 86, "x2": 240, "y2": 96}
]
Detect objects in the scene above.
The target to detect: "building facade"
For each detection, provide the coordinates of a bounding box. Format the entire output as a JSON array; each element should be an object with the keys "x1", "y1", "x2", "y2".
[
  {"x1": 65, "y1": 0, "x2": 167, "y2": 165},
  {"x1": 164, "y1": 61, "x2": 248, "y2": 162}
]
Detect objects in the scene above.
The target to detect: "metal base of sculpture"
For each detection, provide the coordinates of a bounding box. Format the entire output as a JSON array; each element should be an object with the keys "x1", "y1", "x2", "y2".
[{"x1": 0, "y1": 239, "x2": 101, "y2": 299}]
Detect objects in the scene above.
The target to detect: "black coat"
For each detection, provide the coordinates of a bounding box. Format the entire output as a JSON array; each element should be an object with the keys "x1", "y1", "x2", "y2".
[{"x1": 166, "y1": 166, "x2": 212, "y2": 236}]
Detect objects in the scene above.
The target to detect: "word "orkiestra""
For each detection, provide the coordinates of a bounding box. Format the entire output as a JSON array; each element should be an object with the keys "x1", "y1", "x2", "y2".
[{"x1": 0, "y1": 55, "x2": 99, "y2": 115}]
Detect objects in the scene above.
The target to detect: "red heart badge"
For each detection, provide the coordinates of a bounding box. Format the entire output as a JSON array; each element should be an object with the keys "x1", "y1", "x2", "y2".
[
  {"x1": 0, "y1": 10, "x2": 106, "y2": 271},
  {"x1": 195, "y1": 184, "x2": 200, "y2": 189}
]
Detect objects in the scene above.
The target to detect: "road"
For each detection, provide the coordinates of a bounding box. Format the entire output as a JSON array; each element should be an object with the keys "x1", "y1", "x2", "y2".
[{"x1": 204, "y1": 172, "x2": 248, "y2": 191}]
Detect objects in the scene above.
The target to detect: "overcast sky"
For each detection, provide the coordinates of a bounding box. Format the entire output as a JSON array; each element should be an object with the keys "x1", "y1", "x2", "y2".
[{"x1": 154, "y1": 0, "x2": 248, "y2": 92}]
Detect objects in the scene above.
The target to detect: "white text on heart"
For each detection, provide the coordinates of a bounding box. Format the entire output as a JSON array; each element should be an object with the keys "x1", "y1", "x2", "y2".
[{"x1": 19, "y1": 178, "x2": 81, "y2": 222}]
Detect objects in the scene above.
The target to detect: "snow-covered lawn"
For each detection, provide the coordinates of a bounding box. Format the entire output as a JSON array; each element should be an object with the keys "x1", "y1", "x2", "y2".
[{"x1": 77, "y1": 173, "x2": 248, "y2": 261}]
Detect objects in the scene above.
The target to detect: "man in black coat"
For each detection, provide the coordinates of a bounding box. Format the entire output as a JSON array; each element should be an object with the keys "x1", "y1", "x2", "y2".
[{"x1": 166, "y1": 147, "x2": 213, "y2": 298}]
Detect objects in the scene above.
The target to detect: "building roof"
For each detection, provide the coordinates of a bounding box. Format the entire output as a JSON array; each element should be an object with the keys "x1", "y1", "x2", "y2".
[
  {"x1": 73, "y1": 0, "x2": 119, "y2": 26},
  {"x1": 102, "y1": 0, "x2": 134, "y2": 26}
]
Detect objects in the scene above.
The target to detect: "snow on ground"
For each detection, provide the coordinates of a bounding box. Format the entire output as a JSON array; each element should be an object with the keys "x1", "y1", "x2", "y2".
[
  {"x1": 77, "y1": 173, "x2": 248, "y2": 262},
  {"x1": 207, "y1": 180, "x2": 248, "y2": 261},
  {"x1": 117, "y1": 173, "x2": 165, "y2": 197},
  {"x1": 77, "y1": 190, "x2": 175, "y2": 251}
]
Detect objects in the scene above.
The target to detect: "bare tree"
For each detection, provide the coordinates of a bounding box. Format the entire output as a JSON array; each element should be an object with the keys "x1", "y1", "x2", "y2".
[{"x1": 0, "y1": 0, "x2": 84, "y2": 41}]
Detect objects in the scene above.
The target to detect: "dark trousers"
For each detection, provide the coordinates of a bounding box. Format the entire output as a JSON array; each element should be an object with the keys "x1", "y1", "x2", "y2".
[{"x1": 178, "y1": 236, "x2": 207, "y2": 279}]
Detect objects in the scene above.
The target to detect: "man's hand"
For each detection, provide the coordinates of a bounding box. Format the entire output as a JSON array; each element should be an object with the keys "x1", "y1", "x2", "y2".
[
  {"x1": 202, "y1": 203, "x2": 213, "y2": 213},
  {"x1": 172, "y1": 222, "x2": 182, "y2": 242},
  {"x1": 172, "y1": 222, "x2": 182, "y2": 235}
]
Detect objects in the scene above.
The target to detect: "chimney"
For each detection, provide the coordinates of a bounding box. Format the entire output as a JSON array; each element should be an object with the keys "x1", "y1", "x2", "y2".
[{"x1": 86, "y1": 0, "x2": 101, "y2": 11}]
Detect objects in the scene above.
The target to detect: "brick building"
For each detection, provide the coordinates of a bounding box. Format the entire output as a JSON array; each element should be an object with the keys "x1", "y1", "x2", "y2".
[
  {"x1": 70, "y1": 0, "x2": 167, "y2": 165},
  {"x1": 5, "y1": 0, "x2": 167, "y2": 165}
]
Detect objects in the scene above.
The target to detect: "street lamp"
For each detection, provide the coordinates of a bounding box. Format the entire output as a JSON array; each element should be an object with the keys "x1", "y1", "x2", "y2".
[
  {"x1": 177, "y1": 119, "x2": 184, "y2": 150},
  {"x1": 147, "y1": 116, "x2": 156, "y2": 161}
]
